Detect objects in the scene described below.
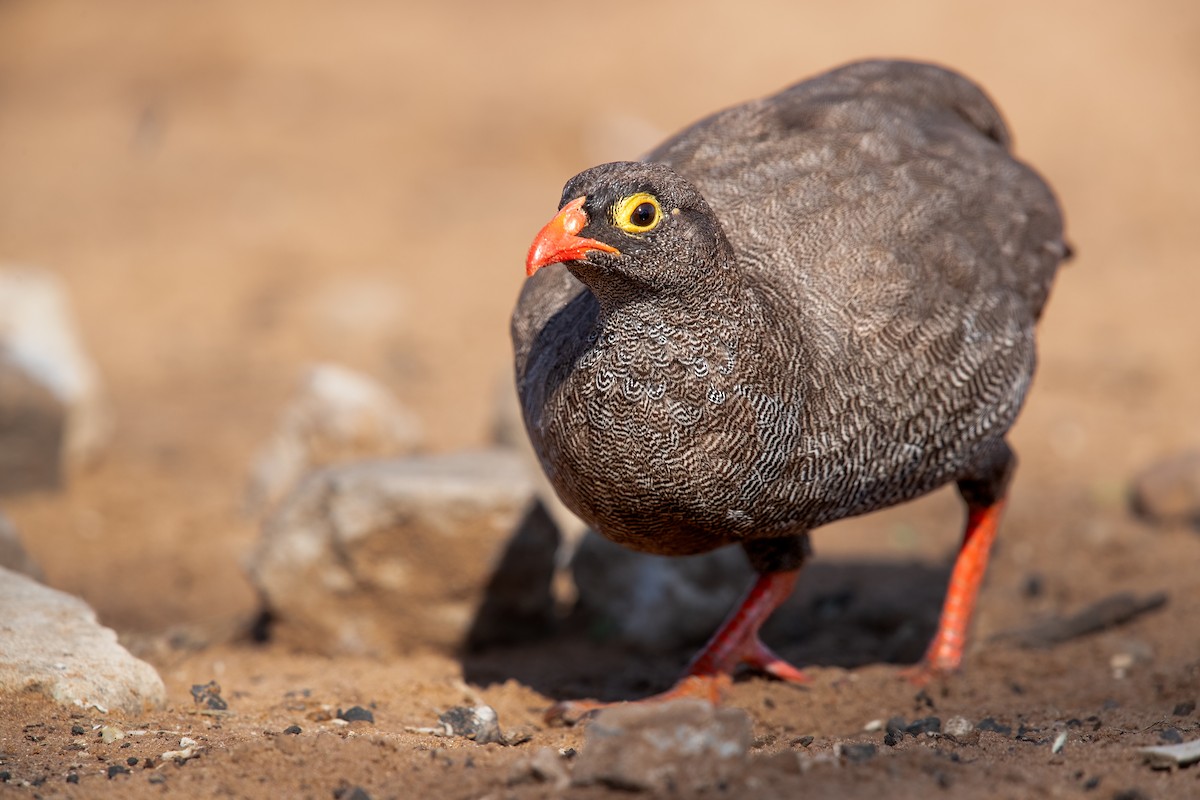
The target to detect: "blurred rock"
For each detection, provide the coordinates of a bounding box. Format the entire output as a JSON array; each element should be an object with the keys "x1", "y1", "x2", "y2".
[
  {"x1": 246, "y1": 363, "x2": 423, "y2": 514},
  {"x1": 0, "y1": 567, "x2": 166, "y2": 712},
  {"x1": 1130, "y1": 451, "x2": 1200, "y2": 530},
  {"x1": 572, "y1": 699, "x2": 752, "y2": 792},
  {"x1": 247, "y1": 449, "x2": 555, "y2": 654},
  {"x1": 572, "y1": 530, "x2": 753, "y2": 651},
  {"x1": 0, "y1": 267, "x2": 111, "y2": 492},
  {"x1": 0, "y1": 511, "x2": 43, "y2": 580}
]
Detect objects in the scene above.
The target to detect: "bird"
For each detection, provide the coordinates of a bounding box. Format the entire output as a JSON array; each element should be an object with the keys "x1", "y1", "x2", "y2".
[{"x1": 512, "y1": 59, "x2": 1067, "y2": 720}]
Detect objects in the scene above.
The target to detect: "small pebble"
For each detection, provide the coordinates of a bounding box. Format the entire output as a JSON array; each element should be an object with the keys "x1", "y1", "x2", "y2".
[
  {"x1": 66, "y1": 773, "x2": 79, "y2": 784},
  {"x1": 793, "y1": 736, "x2": 814, "y2": 748},
  {"x1": 70, "y1": 724, "x2": 85, "y2": 736},
  {"x1": 148, "y1": 773, "x2": 168, "y2": 785},
  {"x1": 863, "y1": 718, "x2": 884, "y2": 732},
  {"x1": 107, "y1": 765, "x2": 130, "y2": 779},
  {"x1": 99, "y1": 725, "x2": 125, "y2": 744},
  {"x1": 190, "y1": 680, "x2": 229, "y2": 711},
  {"x1": 126, "y1": 756, "x2": 139, "y2": 766},
  {"x1": 944, "y1": 716, "x2": 974, "y2": 738},
  {"x1": 337, "y1": 706, "x2": 375, "y2": 724},
  {"x1": 1173, "y1": 701, "x2": 1195, "y2": 717},
  {"x1": 906, "y1": 716, "x2": 941, "y2": 736},
  {"x1": 1052, "y1": 731, "x2": 1067, "y2": 754},
  {"x1": 284, "y1": 725, "x2": 302, "y2": 735},
  {"x1": 1158, "y1": 728, "x2": 1183, "y2": 744}
]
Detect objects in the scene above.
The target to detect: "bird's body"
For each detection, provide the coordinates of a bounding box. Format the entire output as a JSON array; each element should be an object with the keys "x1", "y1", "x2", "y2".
[{"x1": 513, "y1": 60, "x2": 1066, "y2": 713}]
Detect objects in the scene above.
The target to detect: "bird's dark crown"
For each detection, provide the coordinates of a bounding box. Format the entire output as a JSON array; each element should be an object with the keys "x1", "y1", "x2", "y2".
[{"x1": 555, "y1": 161, "x2": 733, "y2": 302}]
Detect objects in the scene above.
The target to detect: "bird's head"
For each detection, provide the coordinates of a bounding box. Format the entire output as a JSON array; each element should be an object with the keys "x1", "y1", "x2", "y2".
[{"x1": 525, "y1": 162, "x2": 732, "y2": 304}]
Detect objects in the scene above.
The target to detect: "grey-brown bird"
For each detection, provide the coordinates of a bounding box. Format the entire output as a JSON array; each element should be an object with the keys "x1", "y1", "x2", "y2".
[{"x1": 512, "y1": 60, "x2": 1067, "y2": 719}]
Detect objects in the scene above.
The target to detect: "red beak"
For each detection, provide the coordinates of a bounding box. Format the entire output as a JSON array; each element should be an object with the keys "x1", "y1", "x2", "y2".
[{"x1": 525, "y1": 196, "x2": 619, "y2": 277}]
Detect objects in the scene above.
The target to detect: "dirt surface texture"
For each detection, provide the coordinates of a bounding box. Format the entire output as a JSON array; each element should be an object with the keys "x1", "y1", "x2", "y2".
[{"x1": 2, "y1": 1, "x2": 1200, "y2": 798}]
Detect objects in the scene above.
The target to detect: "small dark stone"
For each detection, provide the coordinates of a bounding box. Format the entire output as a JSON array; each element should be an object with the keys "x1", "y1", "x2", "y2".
[
  {"x1": 1009, "y1": 681, "x2": 1025, "y2": 695},
  {"x1": 337, "y1": 706, "x2": 375, "y2": 724},
  {"x1": 333, "y1": 786, "x2": 372, "y2": 800},
  {"x1": 906, "y1": 717, "x2": 942, "y2": 736},
  {"x1": 763, "y1": 696, "x2": 775, "y2": 709},
  {"x1": 1086, "y1": 715, "x2": 1103, "y2": 731},
  {"x1": 107, "y1": 765, "x2": 130, "y2": 779},
  {"x1": 886, "y1": 716, "x2": 907, "y2": 736},
  {"x1": 284, "y1": 725, "x2": 302, "y2": 735},
  {"x1": 66, "y1": 773, "x2": 79, "y2": 784},
  {"x1": 148, "y1": 773, "x2": 168, "y2": 785},
  {"x1": 794, "y1": 736, "x2": 814, "y2": 748},
  {"x1": 1084, "y1": 775, "x2": 1101, "y2": 791},
  {"x1": 914, "y1": 689, "x2": 935, "y2": 709},
  {"x1": 977, "y1": 718, "x2": 1013, "y2": 736},
  {"x1": 934, "y1": 770, "x2": 953, "y2": 789},
  {"x1": 1173, "y1": 701, "x2": 1196, "y2": 716},
  {"x1": 126, "y1": 757, "x2": 138, "y2": 767},
  {"x1": 190, "y1": 680, "x2": 228, "y2": 711},
  {"x1": 1111, "y1": 790, "x2": 1149, "y2": 800},
  {"x1": 1157, "y1": 727, "x2": 1183, "y2": 744},
  {"x1": 884, "y1": 731, "x2": 902, "y2": 747},
  {"x1": 1022, "y1": 573, "x2": 1044, "y2": 598},
  {"x1": 0, "y1": 771, "x2": 9, "y2": 782},
  {"x1": 70, "y1": 724, "x2": 85, "y2": 736},
  {"x1": 841, "y1": 743, "x2": 877, "y2": 764}
]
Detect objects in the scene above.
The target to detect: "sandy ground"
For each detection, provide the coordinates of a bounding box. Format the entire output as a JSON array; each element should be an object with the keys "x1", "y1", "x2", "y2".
[{"x1": 2, "y1": 1, "x2": 1199, "y2": 797}]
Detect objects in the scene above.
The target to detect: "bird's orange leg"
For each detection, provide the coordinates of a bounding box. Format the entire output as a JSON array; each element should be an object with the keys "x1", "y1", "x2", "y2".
[
  {"x1": 903, "y1": 496, "x2": 1006, "y2": 683},
  {"x1": 547, "y1": 569, "x2": 806, "y2": 723}
]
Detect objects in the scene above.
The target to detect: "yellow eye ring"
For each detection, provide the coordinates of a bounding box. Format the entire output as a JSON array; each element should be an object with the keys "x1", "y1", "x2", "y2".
[{"x1": 612, "y1": 193, "x2": 662, "y2": 234}]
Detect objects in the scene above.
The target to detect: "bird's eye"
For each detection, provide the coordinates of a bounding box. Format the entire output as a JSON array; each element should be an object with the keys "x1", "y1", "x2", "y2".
[{"x1": 613, "y1": 193, "x2": 662, "y2": 234}]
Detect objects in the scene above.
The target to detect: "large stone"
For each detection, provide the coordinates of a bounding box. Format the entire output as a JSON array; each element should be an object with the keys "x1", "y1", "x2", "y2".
[
  {"x1": 0, "y1": 267, "x2": 110, "y2": 491},
  {"x1": 247, "y1": 449, "x2": 555, "y2": 654},
  {"x1": 245, "y1": 363, "x2": 423, "y2": 514},
  {"x1": 0, "y1": 511, "x2": 43, "y2": 580},
  {"x1": 571, "y1": 530, "x2": 754, "y2": 651},
  {"x1": 573, "y1": 699, "x2": 752, "y2": 792},
  {"x1": 0, "y1": 567, "x2": 166, "y2": 712}
]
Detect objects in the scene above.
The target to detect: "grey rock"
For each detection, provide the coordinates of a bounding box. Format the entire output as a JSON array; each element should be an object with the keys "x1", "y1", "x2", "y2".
[
  {"x1": 0, "y1": 353, "x2": 66, "y2": 494},
  {"x1": 0, "y1": 267, "x2": 111, "y2": 484},
  {"x1": 1131, "y1": 450, "x2": 1200, "y2": 530},
  {"x1": 247, "y1": 449, "x2": 554, "y2": 654},
  {"x1": 245, "y1": 363, "x2": 423, "y2": 514},
  {"x1": 0, "y1": 566, "x2": 166, "y2": 712},
  {"x1": 572, "y1": 699, "x2": 752, "y2": 792},
  {"x1": 572, "y1": 530, "x2": 753, "y2": 651},
  {"x1": 0, "y1": 512, "x2": 43, "y2": 580},
  {"x1": 509, "y1": 747, "x2": 571, "y2": 789}
]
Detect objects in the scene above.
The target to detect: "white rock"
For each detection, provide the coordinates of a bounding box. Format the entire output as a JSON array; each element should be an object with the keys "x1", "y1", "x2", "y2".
[
  {"x1": 0, "y1": 511, "x2": 43, "y2": 580},
  {"x1": 246, "y1": 449, "x2": 554, "y2": 654},
  {"x1": 0, "y1": 567, "x2": 166, "y2": 712},
  {"x1": 245, "y1": 363, "x2": 423, "y2": 514},
  {"x1": 0, "y1": 267, "x2": 111, "y2": 470}
]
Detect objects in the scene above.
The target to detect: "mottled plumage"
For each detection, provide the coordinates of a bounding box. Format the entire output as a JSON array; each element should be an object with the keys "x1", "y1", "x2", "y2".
[{"x1": 514, "y1": 60, "x2": 1065, "y2": 569}]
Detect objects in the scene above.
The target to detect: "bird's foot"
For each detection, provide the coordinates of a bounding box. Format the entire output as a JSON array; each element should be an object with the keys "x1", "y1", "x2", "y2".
[
  {"x1": 544, "y1": 673, "x2": 732, "y2": 726},
  {"x1": 898, "y1": 639, "x2": 961, "y2": 686},
  {"x1": 544, "y1": 636, "x2": 811, "y2": 726}
]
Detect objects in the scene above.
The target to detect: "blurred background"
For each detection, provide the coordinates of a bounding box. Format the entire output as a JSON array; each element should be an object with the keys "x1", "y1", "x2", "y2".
[{"x1": 1, "y1": 0, "x2": 1197, "y2": 636}]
